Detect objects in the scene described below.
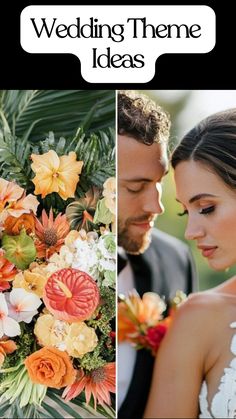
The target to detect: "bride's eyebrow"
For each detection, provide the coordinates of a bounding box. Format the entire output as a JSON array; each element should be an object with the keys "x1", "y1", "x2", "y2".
[
  {"x1": 176, "y1": 193, "x2": 218, "y2": 204},
  {"x1": 188, "y1": 193, "x2": 218, "y2": 204}
]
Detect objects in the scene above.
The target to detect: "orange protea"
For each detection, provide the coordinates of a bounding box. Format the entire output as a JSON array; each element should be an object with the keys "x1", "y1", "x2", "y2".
[
  {"x1": 35, "y1": 209, "x2": 70, "y2": 258},
  {"x1": 63, "y1": 363, "x2": 115, "y2": 409},
  {"x1": 0, "y1": 339, "x2": 17, "y2": 367},
  {"x1": 4, "y1": 213, "x2": 36, "y2": 235},
  {"x1": 0, "y1": 249, "x2": 18, "y2": 291},
  {"x1": 31, "y1": 150, "x2": 83, "y2": 200}
]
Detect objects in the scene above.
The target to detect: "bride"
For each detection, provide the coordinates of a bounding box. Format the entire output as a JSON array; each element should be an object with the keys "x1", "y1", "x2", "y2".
[{"x1": 144, "y1": 108, "x2": 236, "y2": 418}]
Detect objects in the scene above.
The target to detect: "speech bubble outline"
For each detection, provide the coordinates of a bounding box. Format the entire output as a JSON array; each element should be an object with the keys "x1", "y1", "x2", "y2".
[{"x1": 20, "y1": 5, "x2": 216, "y2": 84}]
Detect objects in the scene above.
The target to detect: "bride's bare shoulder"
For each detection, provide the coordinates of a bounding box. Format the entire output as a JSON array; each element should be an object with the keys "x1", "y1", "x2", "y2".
[
  {"x1": 172, "y1": 289, "x2": 227, "y2": 330},
  {"x1": 158, "y1": 290, "x2": 224, "y2": 361}
]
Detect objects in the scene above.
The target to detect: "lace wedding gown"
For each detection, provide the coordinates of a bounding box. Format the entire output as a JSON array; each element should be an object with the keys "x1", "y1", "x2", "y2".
[{"x1": 199, "y1": 322, "x2": 236, "y2": 418}]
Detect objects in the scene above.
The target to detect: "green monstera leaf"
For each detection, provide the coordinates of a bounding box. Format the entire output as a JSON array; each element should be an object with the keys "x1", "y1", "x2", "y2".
[{"x1": 2, "y1": 229, "x2": 36, "y2": 270}]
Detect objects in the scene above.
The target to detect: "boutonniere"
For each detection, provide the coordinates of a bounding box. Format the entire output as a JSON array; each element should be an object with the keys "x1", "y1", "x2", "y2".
[{"x1": 118, "y1": 290, "x2": 187, "y2": 356}]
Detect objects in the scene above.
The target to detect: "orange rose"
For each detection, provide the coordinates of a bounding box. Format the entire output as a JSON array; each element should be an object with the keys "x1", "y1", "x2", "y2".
[
  {"x1": 4, "y1": 213, "x2": 36, "y2": 235},
  {"x1": 24, "y1": 346, "x2": 76, "y2": 388}
]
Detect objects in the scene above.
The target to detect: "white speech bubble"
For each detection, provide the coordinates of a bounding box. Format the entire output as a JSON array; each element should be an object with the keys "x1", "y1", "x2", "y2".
[{"x1": 20, "y1": 5, "x2": 215, "y2": 84}]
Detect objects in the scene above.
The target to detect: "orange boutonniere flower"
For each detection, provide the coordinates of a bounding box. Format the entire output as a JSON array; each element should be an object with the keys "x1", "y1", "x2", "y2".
[
  {"x1": 31, "y1": 150, "x2": 83, "y2": 200},
  {"x1": 118, "y1": 290, "x2": 186, "y2": 355}
]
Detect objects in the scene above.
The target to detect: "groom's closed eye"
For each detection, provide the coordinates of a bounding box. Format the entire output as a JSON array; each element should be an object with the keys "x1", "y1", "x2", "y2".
[{"x1": 127, "y1": 186, "x2": 143, "y2": 193}]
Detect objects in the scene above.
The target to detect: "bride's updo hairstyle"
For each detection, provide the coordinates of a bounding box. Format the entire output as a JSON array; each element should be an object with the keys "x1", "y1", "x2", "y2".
[{"x1": 171, "y1": 108, "x2": 236, "y2": 189}]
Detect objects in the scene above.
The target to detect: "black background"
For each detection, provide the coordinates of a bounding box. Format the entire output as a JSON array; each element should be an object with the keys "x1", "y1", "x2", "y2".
[{"x1": 0, "y1": 1, "x2": 231, "y2": 89}]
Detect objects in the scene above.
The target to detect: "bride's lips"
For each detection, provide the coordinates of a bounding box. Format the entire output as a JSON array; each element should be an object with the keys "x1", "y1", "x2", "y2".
[{"x1": 197, "y1": 245, "x2": 218, "y2": 258}]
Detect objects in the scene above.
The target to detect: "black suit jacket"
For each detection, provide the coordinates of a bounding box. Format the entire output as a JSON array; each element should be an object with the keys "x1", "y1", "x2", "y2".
[{"x1": 118, "y1": 229, "x2": 197, "y2": 419}]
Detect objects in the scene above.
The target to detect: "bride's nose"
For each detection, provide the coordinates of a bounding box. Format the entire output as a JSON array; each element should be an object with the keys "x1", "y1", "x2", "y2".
[{"x1": 184, "y1": 217, "x2": 205, "y2": 241}]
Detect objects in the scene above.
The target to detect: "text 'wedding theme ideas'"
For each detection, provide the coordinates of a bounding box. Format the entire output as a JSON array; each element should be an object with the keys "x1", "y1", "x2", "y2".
[{"x1": 20, "y1": 5, "x2": 215, "y2": 83}]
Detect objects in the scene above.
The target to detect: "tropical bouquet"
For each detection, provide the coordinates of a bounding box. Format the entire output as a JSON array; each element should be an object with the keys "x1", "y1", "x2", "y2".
[{"x1": 0, "y1": 90, "x2": 116, "y2": 418}]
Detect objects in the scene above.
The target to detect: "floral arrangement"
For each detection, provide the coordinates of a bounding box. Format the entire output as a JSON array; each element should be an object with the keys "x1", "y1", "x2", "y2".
[
  {"x1": 118, "y1": 290, "x2": 186, "y2": 356},
  {"x1": 0, "y1": 121, "x2": 116, "y2": 418}
]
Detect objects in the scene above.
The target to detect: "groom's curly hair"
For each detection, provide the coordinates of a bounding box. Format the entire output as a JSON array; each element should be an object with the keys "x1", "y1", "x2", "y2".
[{"x1": 118, "y1": 90, "x2": 170, "y2": 145}]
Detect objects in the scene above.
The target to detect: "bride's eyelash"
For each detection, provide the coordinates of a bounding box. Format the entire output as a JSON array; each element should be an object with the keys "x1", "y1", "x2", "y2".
[
  {"x1": 177, "y1": 206, "x2": 215, "y2": 217},
  {"x1": 199, "y1": 205, "x2": 215, "y2": 215},
  {"x1": 177, "y1": 210, "x2": 188, "y2": 216}
]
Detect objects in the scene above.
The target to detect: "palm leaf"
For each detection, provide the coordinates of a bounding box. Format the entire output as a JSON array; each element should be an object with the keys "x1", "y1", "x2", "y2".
[
  {"x1": 0, "y1": 90, "x2": 115, "y2": 142},
  {"x1": 0, "y1": 393, "x2": 107, "y2": 419},
  {"x1": 0, "y1": 132, "x2": 33, "y2": 188}
]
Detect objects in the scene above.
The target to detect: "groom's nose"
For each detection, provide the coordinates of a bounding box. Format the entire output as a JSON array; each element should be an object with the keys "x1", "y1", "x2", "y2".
[{"x1": 142, "y1": 186, "x2": 164, "y2": 215}]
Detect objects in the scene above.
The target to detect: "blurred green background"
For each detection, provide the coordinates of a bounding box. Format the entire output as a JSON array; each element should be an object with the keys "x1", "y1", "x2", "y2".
[{"x1": 139, "y1": 90, "x2": 236, "y2": 291}]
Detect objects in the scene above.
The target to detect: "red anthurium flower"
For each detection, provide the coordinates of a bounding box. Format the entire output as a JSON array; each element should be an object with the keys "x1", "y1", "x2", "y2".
[{"x1": 43, "y1": 268, "x2": 100, "y2": 322}]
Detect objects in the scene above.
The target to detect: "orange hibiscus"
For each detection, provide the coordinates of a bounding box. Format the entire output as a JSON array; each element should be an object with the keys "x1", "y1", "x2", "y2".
[
  {"x1": 35, "y1": 209, "x2": 70, "y2": 258},
  {"x1": 31, "y1": 150, "x2": 83, "y2": 200},
  {"x1": 0, "y1": 249, "x2": 18, "y2": 291},
  {"x1": 24, "y1": 346, "x2": 76, "y2": 388},
  {"x1": 63, "y1": 363, "x2": 115, "y2": 409}
]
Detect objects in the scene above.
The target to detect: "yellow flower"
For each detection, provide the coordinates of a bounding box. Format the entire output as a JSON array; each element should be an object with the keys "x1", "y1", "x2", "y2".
[
  {"x1": 65, "y1": 322, "x2": 98, "y2": 358},
  {"x1": 31, "y1": 150, "x2": 83, "y2": 200},
  {"x1": 34, "y1": 314, "x2": 98, "y2": 358},
  {"x1": 13, "y1": 265, "x2": 48, "y2": 297},
  {"x1": 34, "y1": 314, "x2": 70, "y2": 348},
  {"x1": 103, "y1": 177, "x2": 116, "y2": 215}
]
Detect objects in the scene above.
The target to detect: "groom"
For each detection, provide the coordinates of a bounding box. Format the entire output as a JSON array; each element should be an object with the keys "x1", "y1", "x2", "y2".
[{"x1": 118, "y1": 91, "x2": 197, "y2": 418}]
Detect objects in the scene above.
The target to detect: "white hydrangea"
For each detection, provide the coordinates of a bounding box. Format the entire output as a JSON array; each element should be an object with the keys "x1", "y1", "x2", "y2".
[
  {"x1": 99, "y1": 258, "x2": 116, "y2": 272},
  {"x1": 71, "y1": 238, "x2": 100, "y2": 279}
]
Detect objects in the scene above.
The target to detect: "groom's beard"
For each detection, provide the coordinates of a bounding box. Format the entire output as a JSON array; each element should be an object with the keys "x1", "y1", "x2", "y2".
[{"x1": 118, "y1": 214, "x2": 156, "y2": 255}]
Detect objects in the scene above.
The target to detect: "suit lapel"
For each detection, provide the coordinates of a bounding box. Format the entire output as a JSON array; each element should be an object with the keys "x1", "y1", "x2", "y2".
[{"x1": 118, "y1": 254, "x2": 156, "y2": 418}]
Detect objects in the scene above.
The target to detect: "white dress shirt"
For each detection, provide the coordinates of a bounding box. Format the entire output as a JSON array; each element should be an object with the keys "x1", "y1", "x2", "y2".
[{"x1": 118, "y1": 251, "x2": 136, "y2": 409}]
